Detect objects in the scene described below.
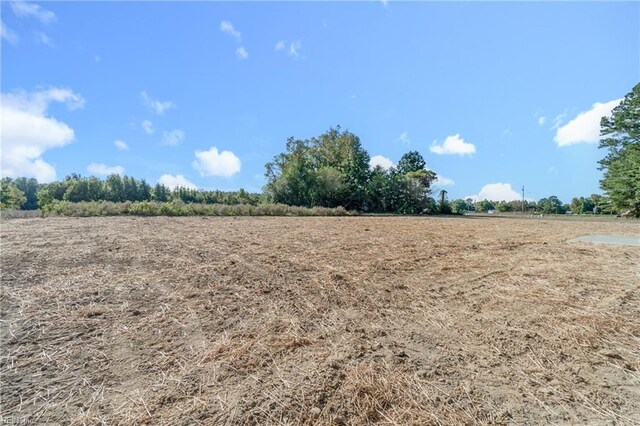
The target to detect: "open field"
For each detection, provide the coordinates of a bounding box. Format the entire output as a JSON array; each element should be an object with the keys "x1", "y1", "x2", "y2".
[{"x1": 1, "y1": 216, "x2": 639, "y2": 425}]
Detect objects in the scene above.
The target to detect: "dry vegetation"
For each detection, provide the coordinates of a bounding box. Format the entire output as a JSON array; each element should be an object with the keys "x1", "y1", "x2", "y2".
[{"x1": 1, "y1": 216, "x2": 639, "y2": 425}]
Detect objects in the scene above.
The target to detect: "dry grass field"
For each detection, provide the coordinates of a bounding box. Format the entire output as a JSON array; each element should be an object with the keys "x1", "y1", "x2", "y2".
[{"x1": 1, "y1": 216, "x2": 639, "y2": 425}]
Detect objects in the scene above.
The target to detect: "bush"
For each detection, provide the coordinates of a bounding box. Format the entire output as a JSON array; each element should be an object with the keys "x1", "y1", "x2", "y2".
[{"x1": 39, "y1": 201, "x2": 354, "y2": 217}]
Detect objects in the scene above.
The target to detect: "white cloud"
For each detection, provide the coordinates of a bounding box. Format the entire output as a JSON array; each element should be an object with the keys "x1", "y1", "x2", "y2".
[
  {"x1": 220, "y1": 21, "x2": 241, "y2": 42},
  {"x1": 502, "y1": 129, "x2": 512, "y2": 137},
  {"x1": 1, "y1": 21, "x2": 19, "y2": 45},
  {"x1": 114, "y1": 140, "x2": 129, "y2": 151},
  {"x1": 4, "y1": 87, "x2": 85, "y2": 114},
  {"x1": 94, "y1": 55, "x2": 101, "y2": 63},
  {"x1": 434, "y1": 175, "x2": 455, "y2": 187},
  {"x1": 141, "y1": 119, "x2": 154, "y2": 135},
  {"x1": 235, "y1": 46, "x2": 248, "y2": 60},
  {"x1": 87, "y1": 163, "x2": 125, "y2": 176},
  {"x1": 369, "y1": 155, "x2": 394, "y2": 170},
  {"x1": 140, "y1": 91, "x2": 175, "y2": 115},
  {"x1": 34, "y1": 31, "x2": 54, "y2": 47},
  {"x1": 192, "y1": 147, "x2": 241, "y2": 177},
  {"x1": 465, "y1": 183, "x2": 522, "y2": 202},
  {"x1": 381, "y1": 0, "x2": 389, "y2": 6},
  {"x1": 289, "y1": 40, "x2": 302, "y2": 57},
  {"x1": 399, "y1": 131, "x2": 410, "y2": 144},
  {"x1": 10, "y1": 1, "x2": 56, "y2": 24},
  {"x1": 158, "y1": 174, "x2": 196, "y2": 190},
  {"x1": 276, "y1": 40, "x2": 302, "y2": 58},
  {"x1": 554, "y1": 99, "x2": 622, "y2": 147},
  {"x1": 1, "y1": 87, "x2": 84, "y2": 182},
  {"x1": 162, "y1": 129, "x2": 185, "y2": 146},
  {"x1": 429, "y1": 134, "x2": 476, "y2": 156},
  {"x1": 538, "y1": 116, "x2": 546, "y2": 126}
]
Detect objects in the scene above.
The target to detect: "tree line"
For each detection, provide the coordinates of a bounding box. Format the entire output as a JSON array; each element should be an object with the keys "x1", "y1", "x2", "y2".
[
  {"x1": 0, "y1": 174, "x2": 261, "y2": 210},
  {"x1": 0, "y1": 131, "x2": 616, "y2": 217},
  {"x1": 448, "y1": 194, "x2": 615, "y2": 215}
]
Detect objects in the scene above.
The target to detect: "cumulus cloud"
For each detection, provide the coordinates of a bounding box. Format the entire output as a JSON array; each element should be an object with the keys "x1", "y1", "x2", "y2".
[
  {"x1": 1, "y1": 87, "x2": 84, "y2": 182},
  {"x1": 140, "y1": 91, "x2": 175, "y2": 115},
  {"x1": 430, "y1": 134, "x2": 476, "y2": 156},
  {"x1": 158, "y1": 174, "x2": 196, "y2": 190},
  {"x1": 369, "y1": 155, "x2": 394, "y2": 170},
  {"x1": 192, "y1": 147, "x2": 241, "y2": 177},
  {"x1": 275, "y1": 40, "x2": 285, "y2": 51},
  {"x1": 1, "y1": 21, "x2": 19, "y2": 45},
  {"x1": 4, "y1": 87, "x2": 85, "y2": 113},
  {"x1": 235, "y1": 46, "x2": 248, "y2": 60},
  {"x1": 465, "y1": 183, "x2": 522, "y2": 202},
  {"x1": 538, "y1": 116, "x2": 546, "y2": 126},
  {"x1": 141, "y1": 119, "x2": 154, "y2": 135},
  {"x1": 10, "y1": 1, "x2": 56, "y2": 24},
  {"x1": 87, "y1": 163, "x2": 125, "y2": 176},
  {"x1": 220, "y1": 21, "x2": 241, "y2": 42},
  {"x1": 114, "y1": 140, "x2": 129, "y2": 151},
  {"x1": 554, "y1": 99, "x2": 622, "y2": 147},
  {"x1": 162, "y1": 129, "x2": 185, "y2": 146}
]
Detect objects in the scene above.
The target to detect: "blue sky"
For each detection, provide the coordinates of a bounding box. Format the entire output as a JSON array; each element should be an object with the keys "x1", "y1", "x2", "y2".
[{"x1": 2, "y1": 1, "x2": 638, "y2": 202}]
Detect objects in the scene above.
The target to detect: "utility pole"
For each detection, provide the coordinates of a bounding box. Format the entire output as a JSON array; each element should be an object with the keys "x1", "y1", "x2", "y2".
[{"x1": 522, "y1": 186, "x2": 525, "y2": 213}]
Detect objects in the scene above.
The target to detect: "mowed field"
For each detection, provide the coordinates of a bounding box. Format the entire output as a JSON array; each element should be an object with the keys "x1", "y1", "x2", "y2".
[{"x1": 1, "y1": 216, "x2": 639, "y2": 425}]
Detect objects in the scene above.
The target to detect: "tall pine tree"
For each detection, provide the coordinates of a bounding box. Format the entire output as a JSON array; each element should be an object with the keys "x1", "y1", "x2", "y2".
[{"x1": 598, "y1": 83, "x2": 640, "y2": 217}]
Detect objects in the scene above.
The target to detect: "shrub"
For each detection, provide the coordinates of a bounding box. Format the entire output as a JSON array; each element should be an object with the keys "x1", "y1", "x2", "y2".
[{"x1": 37, "y1": 201, "x2": 354, "y2": 217}]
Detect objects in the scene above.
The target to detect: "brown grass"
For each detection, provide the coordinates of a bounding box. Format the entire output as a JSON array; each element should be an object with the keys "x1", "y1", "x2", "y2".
[{"x1": 1, "y1": 216, "x2": 639, "y2": 425}]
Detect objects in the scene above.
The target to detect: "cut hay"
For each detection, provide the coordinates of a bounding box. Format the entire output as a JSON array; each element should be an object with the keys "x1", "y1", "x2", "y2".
[{"x1": 1, "y1": 216, "x2": 639, "y2": 424}]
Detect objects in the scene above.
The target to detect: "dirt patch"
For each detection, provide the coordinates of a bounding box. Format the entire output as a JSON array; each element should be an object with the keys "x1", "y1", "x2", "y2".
[{"x1": 1, "y1": 216, "x2": 639, "y2": 424}]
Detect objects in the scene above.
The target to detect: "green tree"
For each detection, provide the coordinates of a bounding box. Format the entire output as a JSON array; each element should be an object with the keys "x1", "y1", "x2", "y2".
[
  {"x1": 396, "y1": 152, "x2": 437, "y2": 214},
  {"x1": 365, "y1": 166, "x2": 395, "y2": 212},
  {"x1": 64, "y1": 179, "x2": 91, "y2": 202},
  {"x1": 598, "y1": 83, "x2": 640, "y2": 217},
  {"x1": 153, "y1": 183, "x2": 170, "y2": 202},
  {"x1": 570, "y1": 196, "x2": 595, "y2": 214},
  {"x1": 314, "y1": 166, "x2": 347, "y2": 208},
  {"x1": 396, "y1": 151, "x2": 427, "y2": 175},
  {"x1": 104, "y1": 174, "x2": 125, "y2": 202},
  {"x1": 538, "y1": 196, "x2": 565, "y2": 214},
  {"x1": 139, "y1": 180, "x2": 152, "y2": 201},
  {"x1": 0, "y1": 178, "x2": 27, "y2": 209},
  {"x1": 310, "y1": 127, "x2": 370, "y2": 209},
  {"x1": 265, "y1": 137, "x2": 315, "y2": 207},
  {"x1": 495, "y1": 201, "x2": 513, "y2": 212},
  {"x1": 450, "y1": 199, "x2": 469, "y2": 213},
  {"x1": 123, "y1": 176, "x2": 139, "y2": 201},
  {"x1": 37, "y1": 181, "x2": 69, "y2": 208},
  {"x1": 438, "y1": 189, "x2": 451, "y2": 214},
  {"x1": 265, "y1": 127, "x2": 370, "y2": 210},
  {"x1": 13, "y1": 178, "x2": 39, "y2": 210},
  {"x1": 87, "y1": 177, "x2": 105, "y2": 201},
  {"x1": 475, "y1": 200, "x2": 495, "y2": 212}
]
